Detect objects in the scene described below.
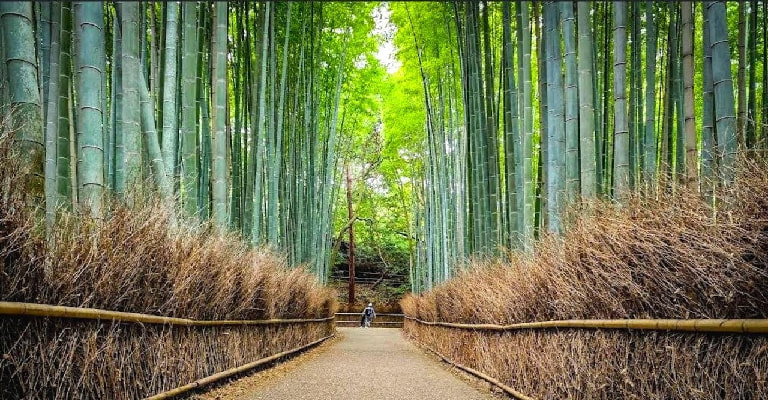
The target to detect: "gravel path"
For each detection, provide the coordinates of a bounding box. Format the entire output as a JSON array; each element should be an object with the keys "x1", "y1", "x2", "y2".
[{"x1": 237, "y1": 327, "x2": 498, "y2": 400}]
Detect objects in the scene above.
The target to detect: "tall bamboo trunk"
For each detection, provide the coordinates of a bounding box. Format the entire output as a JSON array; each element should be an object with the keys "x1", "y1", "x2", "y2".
[
  {"x1": 681, "y1": 2, "x2": 697, "y2": 190},
  {"x1": 211, "y1": 1, "x2": 229, "y2": 230},
  {"x1": 644, "y1": 1, "x2": 657, "y2": 188},
  {"x1": 747, "y1": 0, "x2": 758, "y2": 148},
  {"x1": 737, "y1": 1, "x2": 747, "y2": 146},
  {"x1": 44, "y1": 2, "x2": 62, "y2": 228},
  {"x1": 544, "y1": 2, "x2": 565, "y2": 233},
  {"x1": 612, "y1": 1, "x2": 630, "y2": 199},
  {"x1": 0, "y1": 3, "x2": 44, "y2": 199},
  {"x1": 74, "y1": 1, "x2": 105, "y2": 217},
  {"x1": 120, "y1": 1, "x2": 142, "y2": 201},
  {"x1": 577, "y1": 2, "x2": 596, "y2": 198},
  {"x1": 346, "y1": 163, "x2": 355, "y2": 304},
  {"x1": 701, "y1": 3, "x2": 716, "y2": 202},
  {"x1": 180, "y1": 2, "x2": 199, "y2": 216},
  {"x1": 707, "y1": 1, "x2": 737, "y2": 185},
  {"x1": 517, "y1": 1, "x2": 534, "y2": 250},
  {"x1": 561, "y1": 1, "x2": 579, "y2": 204},
  {"x1": 161, "y1": 1, "x2": 179, "y2": 187}
]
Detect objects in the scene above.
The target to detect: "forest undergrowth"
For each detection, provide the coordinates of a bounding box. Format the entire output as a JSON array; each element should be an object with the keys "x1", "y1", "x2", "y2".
[
  {"x1": 0, "y1": 125, "x2": 336, "y2": 398},
  {"x1": 403, "y1": 159, "x2": 768, "y2": 399}
]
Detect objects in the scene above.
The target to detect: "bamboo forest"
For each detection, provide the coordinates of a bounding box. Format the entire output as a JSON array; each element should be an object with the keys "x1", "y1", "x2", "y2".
[{"x1": 1, "y1": 1, "x2": 768, "y2": 399}]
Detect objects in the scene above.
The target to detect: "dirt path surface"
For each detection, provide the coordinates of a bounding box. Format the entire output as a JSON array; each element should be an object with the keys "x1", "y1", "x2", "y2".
[{"x1": 212, "y1": 327, "x2": 499, "y2": 400}]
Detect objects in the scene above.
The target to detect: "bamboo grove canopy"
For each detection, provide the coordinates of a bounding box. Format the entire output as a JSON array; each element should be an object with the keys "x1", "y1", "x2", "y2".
[{"x1": 0, "y1": 1, "x2": 757, "y2": 289}]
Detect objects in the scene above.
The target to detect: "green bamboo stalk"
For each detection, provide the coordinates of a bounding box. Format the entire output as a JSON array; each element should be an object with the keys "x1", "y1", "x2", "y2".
[
  {"x1": 577, "y1": 2, "x2": 596, "y2": 199},
  {"x1": 502, "y1": 0, "x2": 519, "y2": 249},
  {"x1": 112, "y1": 5, "x2": 122, "y2": 195},
  {"x1": 210, "y1": 1, "x2": 228, "y2": 230},
  {"x1": 644, "y1": 1, "x2": 657, "y2": 187},
  {"x1": 40, "y1": 2, "x2": 51, "y2": 115},
  {"x1": 544, "y1": 2, "x2": 565, "y2": 233},
  {"x1": 701, "y1": 3, "x2": 716, "y2": 202},
  {"x1": 270, "y1": 2, "x2": 292, "y2": 245},
  {"x1": 44, "y1": 2, "x2": 62, "y2": 229},
  {"x1": 481, "y1": 0, "x2": 500, "y2": 249},
  {"x1": 55, "y1": 3, "x2": 72, "y2": 206},
  {"x1": 561, "y1": 1, "x2": 579, "y2": 203},
  {"x1": 74, "y1": 1, "x2": 105, "y2": 217},
  {"x1": 518, "y1": 1, "x2": 534, "y2": 249},
  {"x1": 707, "y1": 1, "x2": 737, "y2": 185},
  {"x1": 252, "y1": 1, "x2": 270, "y2": 243},
  {"x1": 681, "y1": 1, "x2": 697, "y2": 190},
  {"x1": 161, "y1": 1, "x2": 179, "y2": 188},
  {"x1": 762, "y1": 0, "x2": 768, "y2": 148},
  {"x1": 747, "y1": 0, "x2": 757, "y2": 148},
  {"x1": 628, "y1": 2, "x2": 636, "y2": 189},
  {"x1": 737, "y1": 1, "x2": 746, "y2": 146},
  {"x1": 612, "y1": 1, "x2": 630, "y2": 199},
  {"x1": 660, "y1": 5, "x2": 675, "y2": 185},
  {"x1": 138, "y1": 73, "x2": 171, "y2": 199},
  {"x1": 632, "y1": 1, "x2": 643, "y2": 187},
  {"x1": 121, "y1": 1, "x2": 142, "y2": 199},
  {"x1": 197, "y1": 4, "x2": 210, "y2": 220},
  {"x1": 0, "y1": 2, "x2": 44, "y2": 199},
  {"x1": 180, "y1": 1, "x2": 199, "y2": 216},
  {"x1": 533, "y1": 2, "x2": 547, "y2": 235}
]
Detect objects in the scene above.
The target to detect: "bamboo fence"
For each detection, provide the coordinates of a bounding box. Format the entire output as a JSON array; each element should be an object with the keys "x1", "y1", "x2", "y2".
[
  {"x1": 1, "y1": 301, "x2": 336, "y2": 398},
  {"x1": 405, "y1": 315, "x2": 768, "y2": 400},
  {"x1": 0, "y1": 301, "x2": 334, "y2": 325},
  {"x1": 404, "y1": 316, "x2": 768, "y2": 333},
  {"x1": 144, "y1": 334, "x2": 334, "y2": 399}
]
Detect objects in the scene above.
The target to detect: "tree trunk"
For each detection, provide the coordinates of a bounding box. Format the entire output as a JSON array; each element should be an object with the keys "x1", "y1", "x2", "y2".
[
  {"x1": 681, "y1": 2, "x2": 697, "y2": 190},
  {"x1": 737, "y1": 1, "x2": 746, "y2": 146},
  {"x1": 561, "y1": 1, "x2": 579, "y2": 202},
  {"x1": 701, "y1": 2, "x2": 716, "y2": 202},
  {"x1": 544, "y1": 2, "x2": 565, "y2": 233},
  {"x1": 120, "y1": 1, "x2": 142, "y2": 201},
  {"x1": 180, "y1": 2, "x2": 199, "y2": 216},
  {"x1": 644, "y1": 1, "x2": 657, "y2": 188},
  {"x1": 577, "y1": 1, "x2": 596, "y2": 198},
  {"x1": 74, "y1": 1, "x2": 105, "y2": 217},
  {"x1": 161, "y1": 1, "x2": 179, "y2": 186},
  {"x1": 612, "y1": 1, "x2": 630, "y2": 199},
  {"x1": 45, "y1": 2, "x2": 62, "y2": 229},
  {"x1": 211, "y1": 1, "x2": 229, "y2": 230},
  {"x1": 707, "y1": 1, "x2": 738, "y2": 185},
  {"x1": 346, "y1": 164, "x2": 355, "y2": 305},
  {"x1": 0, "y1": 3, "x2": 44, "y2": 199}
]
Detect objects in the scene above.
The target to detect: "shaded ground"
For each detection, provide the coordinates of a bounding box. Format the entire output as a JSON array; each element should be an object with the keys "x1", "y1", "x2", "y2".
[{"x1": 194, "y1": 328, "x2": 501, "y2": 400}]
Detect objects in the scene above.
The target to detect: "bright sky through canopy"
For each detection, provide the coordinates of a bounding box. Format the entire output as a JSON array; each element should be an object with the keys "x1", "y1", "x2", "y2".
[{"x1": 373, "y1": 2, "x2": 401, "y2": 74}]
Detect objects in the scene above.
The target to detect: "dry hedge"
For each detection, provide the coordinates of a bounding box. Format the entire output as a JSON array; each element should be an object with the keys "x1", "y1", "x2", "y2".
[
  {"x1": 402, "y1": 161, "x2": 768, "y2": 399},
  {"x1": 0, "y1": 121, "x2": 336, "y2": 398}
]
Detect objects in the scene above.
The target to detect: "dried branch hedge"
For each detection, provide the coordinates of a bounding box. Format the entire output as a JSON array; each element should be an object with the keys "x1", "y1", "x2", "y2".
[
  {"x1": 403, "y1": 161, "x2": 768, "y2": 399},
  {"x1": 0, "y1": 120, "x2": 336, "y2": 398}
]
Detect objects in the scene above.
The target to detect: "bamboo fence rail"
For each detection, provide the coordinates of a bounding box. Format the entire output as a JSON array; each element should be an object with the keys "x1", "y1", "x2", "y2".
[
  {"x1": 416, "y1": 341, "x2": 535, "y2": 400},
  {"x1": 0, "y1": 301, "x2": 335, "y2": 325},
  {"x1": 144, "y1": 334, "x2": 335, "y2": 399},
  {"x1": 404, "y1": 316, "x2": 768, "y2": 333}
]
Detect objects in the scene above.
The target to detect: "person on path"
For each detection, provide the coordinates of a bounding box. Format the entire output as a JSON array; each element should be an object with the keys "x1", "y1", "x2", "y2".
[{"x1": 360, "y1": 303, "x2": 376, "y2": 328}]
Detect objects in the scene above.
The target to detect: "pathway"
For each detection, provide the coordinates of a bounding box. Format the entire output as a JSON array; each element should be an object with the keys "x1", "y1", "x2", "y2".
[{"x1": 233, "y1": 327, "x2": 498, "y2": 400}]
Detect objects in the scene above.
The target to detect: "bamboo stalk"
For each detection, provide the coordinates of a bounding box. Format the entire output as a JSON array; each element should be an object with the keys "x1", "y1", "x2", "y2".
[
  {"x1": 0, "y1": 302, "x2": 334, "y2": 326},
  {"x1": 144, "y1": 334, "x2": 334, "y2": 400},
  {"x1": 415, "y1": 340, "x2": 535, "y2": 400},
  {"x1": 405, "y1": 316, "x2": 768, "y2": 334}
]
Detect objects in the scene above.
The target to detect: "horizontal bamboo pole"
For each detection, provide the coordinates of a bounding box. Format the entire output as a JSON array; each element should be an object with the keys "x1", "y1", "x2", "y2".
[
  {"x1": 145, "y1": 334, "x2": 334, "y2": 400},
  {"x1": 334, "y1": 312, "x2": 405, "y2": 317},
  {"x1": 0, "y1": 302, "x2": 334, "y2": 326},
  {"x1": 417, "y1": 340, "x2": 535, "y2": 400},
  {"x1": 404, "y1": 316, "x2": 768, "y2": 334}
]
